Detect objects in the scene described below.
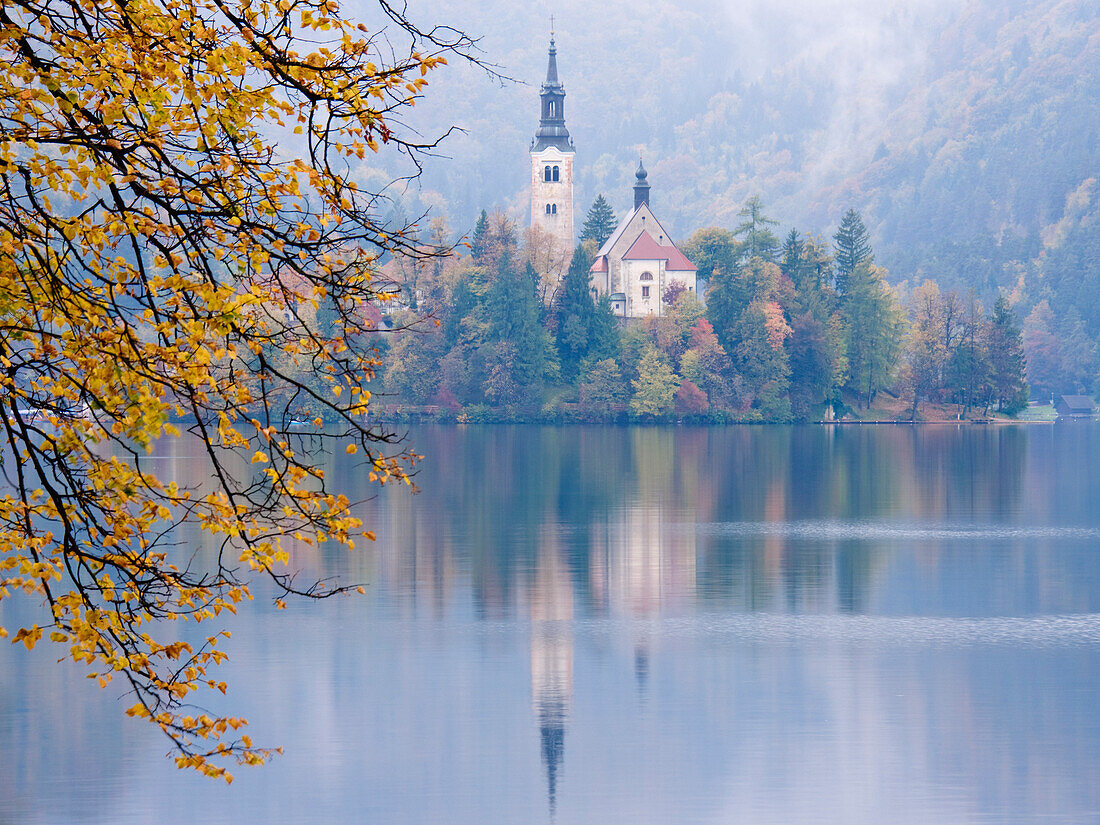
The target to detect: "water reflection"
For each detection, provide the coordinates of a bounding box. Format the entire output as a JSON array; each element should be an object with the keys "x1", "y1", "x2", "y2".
[
  {"x1": 358, "y1": 424, "x2": 1100, "y2": 821},
  {"x1": 528, "y1": 537, "x2": 572, "y2": 815},
  {"x1": 4, "y1": 423, "x2": 1100, "y2": 824}
]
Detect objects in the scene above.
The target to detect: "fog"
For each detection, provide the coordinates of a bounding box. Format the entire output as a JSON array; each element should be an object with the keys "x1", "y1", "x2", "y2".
[
  {"x1": 340, "y1": 0, "x2": 971, "y2": 229},
  {"x1": 336, "y1": 0, "x2": 1096, "y2": 293}
]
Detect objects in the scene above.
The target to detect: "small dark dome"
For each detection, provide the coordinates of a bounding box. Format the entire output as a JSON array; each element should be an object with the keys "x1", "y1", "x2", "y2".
[{"x1": 635, "y1": 159, "x2": 648, "y2": 180}]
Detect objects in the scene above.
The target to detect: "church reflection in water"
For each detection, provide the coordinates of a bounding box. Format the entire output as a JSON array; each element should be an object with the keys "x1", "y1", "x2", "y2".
[
  {"x1": 527, "y1": 500, "x2": 697, "y2": 815},
  {"x1": 356, "y1": 424, "x2": 1044, "y2": 817},
  {"x1": 528, "y1": 531, "x2": 572, "y2": 816}
]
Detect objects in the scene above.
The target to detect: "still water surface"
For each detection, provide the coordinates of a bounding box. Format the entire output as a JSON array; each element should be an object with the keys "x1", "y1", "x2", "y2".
[{"x1": 3, "y1": 424, "x2": 1100, "y2": 823}]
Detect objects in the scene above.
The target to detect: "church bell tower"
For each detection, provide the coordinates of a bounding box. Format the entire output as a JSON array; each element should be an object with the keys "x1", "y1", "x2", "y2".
[{"x1": 530, "y1": 29, "x2": 575, "y2": 255}]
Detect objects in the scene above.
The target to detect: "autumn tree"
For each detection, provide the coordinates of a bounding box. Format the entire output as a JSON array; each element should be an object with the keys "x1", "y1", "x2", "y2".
[
  {"x1": 630, "y1": 347, "x2": 680, "y2": 418},
  {"x1": 735, "y1": 299, "x2": 793, "y2": 419},
  {"x1": 524, "y1": 224, "x2": 570, "y2": 305},
  {"x1": 682, "y1": 227, "x2": 740, "y2": 284},
  {"x1": 944, "y1": 295, "x2": 992, "y2": 413},
  {"x1": 680, "y1": 319, "x2": 740, "y2": 412},
  {"x1": 1023, "y1": 300, "x2": 1062, "y2": 400},
  {"x1": 0, "y1": 0, "x2": 479, "y2": 779},
  {"x1": 675, "y1": 380, "x2": 709, "y2": 416},
  {"x1": 904, "y1": 281, "x2": 951, "y2": 417}
]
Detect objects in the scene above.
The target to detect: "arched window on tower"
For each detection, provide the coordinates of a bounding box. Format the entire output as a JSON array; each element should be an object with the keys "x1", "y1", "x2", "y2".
[
  {"x1": 551, "y1": 204, "x2": 558, "y2": 215},
  {"x1": 544, "y1": 166, "x2": 552, "y2": 182},
  {"x1": 552, "y1": 166, "x2": 560, "y2": 182},
  {"x1": 545, "y1": 203, "x2": 552, "y2": 215},
  {"x1": 549, "y1": 100, "x2": 556, "y2": 117},
  {"x1": 640, "y1": 272, "x2": 654, "y2": 281}
]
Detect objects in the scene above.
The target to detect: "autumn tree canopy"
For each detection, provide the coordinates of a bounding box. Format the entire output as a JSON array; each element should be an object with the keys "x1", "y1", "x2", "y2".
[{"x1": 0, "y1": 0, "x2": 474, "y2": 780}]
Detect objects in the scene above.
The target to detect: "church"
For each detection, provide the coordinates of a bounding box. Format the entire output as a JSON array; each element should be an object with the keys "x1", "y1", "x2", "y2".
[{"x1": 529, "y1": 33, "x2": 697, "y2": 319}]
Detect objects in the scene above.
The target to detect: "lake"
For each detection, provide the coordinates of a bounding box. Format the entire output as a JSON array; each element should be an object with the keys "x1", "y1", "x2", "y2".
[{"x1": 3, "y1": 423, "x2": 1100, "y2": 824}]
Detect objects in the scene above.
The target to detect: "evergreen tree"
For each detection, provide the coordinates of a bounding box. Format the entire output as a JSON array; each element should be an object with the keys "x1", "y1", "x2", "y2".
[
  {"x1": 988, "y1": 296, "x2": 1029, "y2": 413},
  {"x1": 833, "y1": 208, "x2": 874, "y2": 297},
  {"x1": 580, "y1": 358, "x2": 627, "y2": 414},
  {"x1": 482, "y1": 252, "x2": 553, "y2": 397},
  {"x1": 734, "y1": 196, "x2": 781, "y2": 262},
  {"x1": 704, "y1": 266, "x2": 745, "y2": 356},
  {"x1": 470, "y1": 209, "x2": 490, "y2": 263},
  {"x1": 787, "y1": 312, "x2": 833, "y2": 419},
  {"x1": 587, "y1": 295, "x2": 621, "y2": 365},
  {"x1": 580, "y1": 195, "x2": 618, "y2": 247},
  {"x1": 781, "y1": 229, "x2": 806, "y2": 285},
  {"x1": 1057, "y1": 307, "x2": 1099, "y2": 394},
  {"x1": 842, "y1": 263, "x2": 904, "y2": 409},
  {"x1": 554, "y1": 244, "x2": 598, "y2": 380}
]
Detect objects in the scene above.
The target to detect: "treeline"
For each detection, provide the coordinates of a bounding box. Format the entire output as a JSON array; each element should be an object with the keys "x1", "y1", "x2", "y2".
[{"x1": 376, "y1": 199, "x2": 1028, "y2": 423}]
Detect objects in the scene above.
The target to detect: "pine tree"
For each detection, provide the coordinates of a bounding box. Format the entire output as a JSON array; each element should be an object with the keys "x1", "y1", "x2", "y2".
[
  {"x1": 587, "y1": 295, "x2": 621, "y2": 365},
  {"x1": 470, "y1": 209, "x2": 490, "y2": 263},
  {"x1": 988, "y1": 296, "x2": 1029, "y2": 413},
  {"x1": 781, "y1": 229, "x2": 806, "y2": 285},
  {"x1": 580, "y1": 195, "x2": 618, "y2": 247},
  {"x1": 554, "y1": 244, "x2": 598, "y2": 380},
  {"x1": 580, "y1": 358, "x2": 627, "y2": 414},
  {"x1": 842, "y1": 263, "x2": 904, "y2": 409},
  {"x1": 734, "y1": 196, "x2": 780, "y2": 262},
  {"x1": 833, "y1": 208, "x2": 874, "y2": 297}
]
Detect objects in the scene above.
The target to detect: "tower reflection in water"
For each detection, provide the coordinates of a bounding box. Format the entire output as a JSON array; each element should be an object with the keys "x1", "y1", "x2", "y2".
[
  {"x1": 527, "y1": 500, "x2": 696, "y2": 816},
  {"x1": 529, "y1": 529, "x2": 573, "y2": 817}
]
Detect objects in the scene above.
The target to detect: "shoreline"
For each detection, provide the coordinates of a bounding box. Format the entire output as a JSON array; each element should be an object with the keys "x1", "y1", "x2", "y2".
[{"x1": 375, "y1": 413, "x2": 1069, "y2": 427}]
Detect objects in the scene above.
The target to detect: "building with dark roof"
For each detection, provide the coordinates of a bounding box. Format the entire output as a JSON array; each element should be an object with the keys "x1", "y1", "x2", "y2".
[{"x1": 1056, "y1": 395, "x2": 1095, "y2": 417}]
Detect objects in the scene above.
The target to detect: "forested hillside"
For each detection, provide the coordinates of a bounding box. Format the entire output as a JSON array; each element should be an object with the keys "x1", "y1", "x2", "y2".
[{"x1": 347, "y1": 0, "x2": 1100, "y2": 395}]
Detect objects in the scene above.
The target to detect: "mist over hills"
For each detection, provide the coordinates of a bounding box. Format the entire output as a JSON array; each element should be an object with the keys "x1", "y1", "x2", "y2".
[{"x1": 353, "y1": 0, "x2": 1092, "y2": 260}]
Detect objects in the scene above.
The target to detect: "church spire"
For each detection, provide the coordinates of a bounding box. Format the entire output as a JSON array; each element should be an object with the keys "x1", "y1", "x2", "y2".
[
  {"x1": 532, "y1": 28, "x2": 572, "y2": 152},
  {"x1": 634, "y1": 158, "x2": 651, "y2": 209},
  {"x1": 545, "y1": 22, "x2": 559, "y2": 86}
]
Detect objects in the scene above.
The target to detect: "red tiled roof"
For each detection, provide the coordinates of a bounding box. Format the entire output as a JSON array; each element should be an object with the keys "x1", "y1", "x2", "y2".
[
  {"x1": 663, "y1": 246, "x2": 697, "y2": 272},
  {"x1": 622, "y1": 231, "x2": 665, "y2": 261},
  {"x1": 590, "y1": 255, "x2": 609, "y2": 273},
  {"x1": 621, "y1": 231, "x2": 697, "y2": 272}
]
